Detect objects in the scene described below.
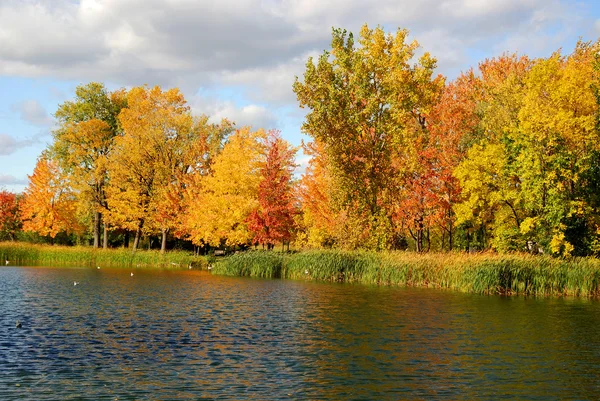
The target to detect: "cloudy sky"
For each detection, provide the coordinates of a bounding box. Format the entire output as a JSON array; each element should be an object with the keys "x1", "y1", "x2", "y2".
[{"x1": 1, "y1": 0, "x2": 600, "y2": 192}]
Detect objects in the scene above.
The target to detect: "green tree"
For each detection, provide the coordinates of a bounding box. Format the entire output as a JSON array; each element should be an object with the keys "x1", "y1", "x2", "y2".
[{"x1": 52, "y1": 82, "x2": 127, "y2": 248}]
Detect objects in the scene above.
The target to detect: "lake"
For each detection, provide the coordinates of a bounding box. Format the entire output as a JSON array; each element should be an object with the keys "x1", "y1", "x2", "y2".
[{"x1": 1, "y1": 266, "x2": 600, "y2": 400}]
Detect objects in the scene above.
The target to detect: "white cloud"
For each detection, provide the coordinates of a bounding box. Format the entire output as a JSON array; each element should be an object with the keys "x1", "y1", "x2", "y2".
[
  {"x1": 0, "y1": 174, "x2": 27, "y2": 186},
  {"x1": 11, "y1": 100, "x2": 54, "y2": 127},
  {"x1": 0, "y1": 0, "x2": 590, "y2": 104},
  {"x1": 0, "y1": 133, "x2": 36, "y2": 156},
  {"x1": 190, "y1": 95, "x2": 279, "y2": 130}
]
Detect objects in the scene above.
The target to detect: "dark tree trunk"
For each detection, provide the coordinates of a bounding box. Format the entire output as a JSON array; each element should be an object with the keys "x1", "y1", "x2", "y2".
[
  {"x1": 416, "y1": 216, "x2": 424, "y2": 253},
  {"x1": 132, "y1": 220, "x2": 144, "y2": 253}
]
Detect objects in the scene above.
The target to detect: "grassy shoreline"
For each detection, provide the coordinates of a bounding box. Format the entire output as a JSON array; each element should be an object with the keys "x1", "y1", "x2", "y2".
[
  {"x1": 4, "y1": 242, "x2": 600, "y2": 298},
  {"x1": 212, "y1": 250, "x2": 600, "y2": 298},
  {"x1": 0, "y1": 242, "x2": 207, "y2": 269}
]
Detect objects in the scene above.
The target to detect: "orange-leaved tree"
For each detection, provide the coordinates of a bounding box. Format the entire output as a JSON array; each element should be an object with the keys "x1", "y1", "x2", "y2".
[
  {"x1": 20, "y1": 154, "x2": 81, "y2": 240},
  {"x1": 298, "y1": 140, "x2": 341, "y2": 248}
]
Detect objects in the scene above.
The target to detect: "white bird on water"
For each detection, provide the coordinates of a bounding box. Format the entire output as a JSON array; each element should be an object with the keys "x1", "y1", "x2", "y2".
[
  {"x1": 188, "y1": 264, "x2": 192, "y2": 269},
  {"x1": 131, "y1": 272, "x2": 134, "y2": 277},
  {"x1": 97, "y1": 266, "x2": 100, "y2": 269},
  {"x1": 5, "y1": 259, "x2": 8, "y2": 265},
  {"x1": 74, "y1": 281, "x2": 79, "y2": 286}
]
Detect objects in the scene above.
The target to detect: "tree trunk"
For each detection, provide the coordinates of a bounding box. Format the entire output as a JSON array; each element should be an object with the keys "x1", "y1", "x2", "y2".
[
  {"x1": 416, "y1": 217, "x2": 424, "y2": 253},
  {"x1": 93, "y1": 211, "x2": 101, "y2": 248},
  {"x1": 103, "y1": 224, "x2": 109, "y2": 249},
  {"x1": 161, "y1": 228, "x2": 168, "y2": 253},
  {"x1": 132, "y1": 220, "x2": 144, "y2": 253}
]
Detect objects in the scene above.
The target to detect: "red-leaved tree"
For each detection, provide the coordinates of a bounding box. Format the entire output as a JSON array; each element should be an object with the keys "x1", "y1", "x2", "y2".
[
  {"x1": 0, "y1": 190, "x2": 22, "y2": 241},
  {"x1": 247, "y1": 130, "x2": 298, "y2": 249}
]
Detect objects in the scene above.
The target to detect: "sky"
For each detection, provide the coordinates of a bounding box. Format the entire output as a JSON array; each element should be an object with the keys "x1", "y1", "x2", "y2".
[{"x1": 1, "y1": 0, "x2": 600, "y2": 193}]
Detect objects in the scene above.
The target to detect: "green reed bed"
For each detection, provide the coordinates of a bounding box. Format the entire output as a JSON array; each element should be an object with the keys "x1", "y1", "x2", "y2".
[
  {"x1": 0, "y1": 242, "x2": 207, "y2": 269},
  {"x1": 211, "y1": 251, "x2": 284, "y2": 278},
  {"x1": 213, "y1": 250, "x2": 600, "y2": 297}
]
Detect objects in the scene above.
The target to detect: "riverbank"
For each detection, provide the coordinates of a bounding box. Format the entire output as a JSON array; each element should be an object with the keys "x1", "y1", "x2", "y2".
[
  {"x1": 212, "y1": 250, "x2": 600, "y2": 297},
  {"x1": 0, "y1": 242, "x2": 207, "y2": 268},
  {"x1": 3, "y1": 242, "x2": 600, "y2": 297}
]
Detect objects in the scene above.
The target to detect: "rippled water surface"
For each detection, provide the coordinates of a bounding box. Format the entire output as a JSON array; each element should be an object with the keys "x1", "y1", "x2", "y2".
[{"x1": 2, "y1": 266, "x2": 600, "y2": 400}]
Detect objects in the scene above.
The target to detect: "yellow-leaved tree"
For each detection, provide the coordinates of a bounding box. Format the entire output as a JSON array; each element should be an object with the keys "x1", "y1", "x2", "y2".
[
  {"x1": 182, "y1": 127, "x2": 264, "y2": 248},
  {"x1": 106, "y1": 86, "x2": 196, "y2": 252}
]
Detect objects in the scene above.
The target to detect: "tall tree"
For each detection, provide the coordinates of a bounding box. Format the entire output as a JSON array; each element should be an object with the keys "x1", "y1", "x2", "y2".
[
  {"x1": 52, "y1": 82, "x2": 127, "y2": 248},
  {"x1": 516, "y1": 42, "x2": 600, "y2": 255},
  {"x1": 247, "y1": 130, "x2": 298, "y2": 249},
  {"x1": 106, "y1": 85, "x2": 202, "y2": 252},
  {"x1": 294, "y1": 24, "x2": 443, "y2": 249},
  {"x1": 453, "y1": 54, "x2": 532, "y2": 251},
  {"x1": 422, "y1": 71, "x2": 482, "y2": 250}
]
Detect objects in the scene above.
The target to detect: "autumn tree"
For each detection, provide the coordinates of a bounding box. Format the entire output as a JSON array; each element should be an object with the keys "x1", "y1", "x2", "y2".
[
  {"x1": 106, "y1": 85, "x2": 218, "y2": 252},
  {"x1": 20, "y1": 154, "x2": 81, "y2": 240},
  {"x1": 298, "y1": 140, "x2": 342, "y2": 248},
  {"x1": 454, "y1": 43, "x2": 600, "y2": 256},
  {"x1": 515, "y1": 42, "x2": 600, "y2": 255},
  {"x1": 52, "y1": 82, "x2": 127, "y2": 248},
  {"x1": 453, "y1": 54, "x2": 532, "y2": 251},
  {"x1": 417, "y1": 71, "x2": 481, "y2": 250},
  {"x1": 182, "y1": 127, "x2": 264, "y2": 248},
  {"x1": 0, "y1": 191, "x2": 21, "y2": 241},
  {"x1": 294, "y1": 24, "x2": 443, "y2": 250},
  {"x1": 247, "y1": 130, "x2": 298, "y2": 249}
]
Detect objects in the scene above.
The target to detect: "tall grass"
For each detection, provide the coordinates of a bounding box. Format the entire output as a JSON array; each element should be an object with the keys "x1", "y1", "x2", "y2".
[
  {"x1": 212, "y1": 250, "x2": 600, "y2": 297},
  {"x1": 0, "y1": 242, "x2": 207, "y2": 269}
]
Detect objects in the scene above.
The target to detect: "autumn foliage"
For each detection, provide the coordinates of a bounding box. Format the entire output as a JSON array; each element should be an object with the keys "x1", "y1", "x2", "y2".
[
  {"x1": 10, "y1": 26, "x2": 600, "y2": 256},
  {"x1": 247, "y1": 130, "x2": 298, "y2": 249},
  {"x1": 0, "y1": 191, "x2": 21, "y2": 241},
  {"x1": 20, "y1": 155, "x2": 82, "y2": 239}
]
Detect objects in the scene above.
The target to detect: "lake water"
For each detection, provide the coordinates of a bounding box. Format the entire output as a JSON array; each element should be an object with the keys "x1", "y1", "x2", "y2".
[{"x1": 1, "y1": 266, "x2": 600, "y2": 400}]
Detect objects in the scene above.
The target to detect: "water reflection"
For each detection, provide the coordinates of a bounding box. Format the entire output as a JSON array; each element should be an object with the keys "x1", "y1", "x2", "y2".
[{"x1": 1, "y1": 266, "x2": 600, "y2": 400}]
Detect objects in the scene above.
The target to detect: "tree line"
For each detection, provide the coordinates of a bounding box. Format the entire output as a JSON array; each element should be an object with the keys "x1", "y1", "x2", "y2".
[{"x1": 1, "y1": 24, "x2": 600, "y2": 256}]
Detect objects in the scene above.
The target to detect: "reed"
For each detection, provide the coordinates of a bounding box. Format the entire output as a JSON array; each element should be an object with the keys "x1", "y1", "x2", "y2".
[
  {"x1": 0, "y1": 242, "x2": 207, "y2": 269},
  {"x1": 213, "y1": 250, "x2": 600, "y2": 297},
  {"x1": 211, "y1": 251, "x2": 284, "y2": 278}
]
